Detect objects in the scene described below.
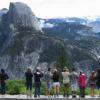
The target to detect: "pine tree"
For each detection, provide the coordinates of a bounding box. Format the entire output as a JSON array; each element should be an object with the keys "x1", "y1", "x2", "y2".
[{"x1": 55, "y1": 47, "x2": 71, "y2": 72}]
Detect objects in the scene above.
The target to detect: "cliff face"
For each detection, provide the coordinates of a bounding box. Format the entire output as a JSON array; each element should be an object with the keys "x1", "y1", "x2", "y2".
[
  {"x1": 0, "y1": 2, "x2": 41, "y2": 35},
  {"x1": 0, "y1": 2, "x2": 98, "y2": 85}
]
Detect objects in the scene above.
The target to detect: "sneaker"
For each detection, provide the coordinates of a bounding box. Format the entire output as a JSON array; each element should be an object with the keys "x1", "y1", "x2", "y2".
[
  {"x1": 27, "y1": 94, "x2": 29, "y2": 98},
  {"x1": 54, "y1": 95, "x2": 56, "y2": 98},
  {"x1": 74, "y1": 95, "x2": 76, "y2": 98},
  {"x1": 34, "y1": 96, "x2": 37, "y2": 98},
  {"x1": 48, "y1": 95, "x2": 52, "y2": 98},
  {"x1": 63, "y1": 94, "x2": 65, "y2": 97},
  {"x1": 57, "y1": 94, "x2": 59, "y2": 98},
  {"x1": 72, "y1": 95, "x2": 74, "y2": 98},
  {"x1": 30, "y1": 94, "x2": 32, "y2": 98},
  {"x1": 38, "y1": 95, "x2": 40, "y2": 98},
  {"x1": 67, "y1": 94, "x2": 69, "y2": 97}
]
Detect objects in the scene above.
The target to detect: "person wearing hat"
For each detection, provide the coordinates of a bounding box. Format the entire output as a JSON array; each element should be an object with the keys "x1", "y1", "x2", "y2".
[
  {"x1": 90, "y1": 71, "x2": 96, "y2": 97},
  {"x1": 25, "y1": 67, "x2": 33, "y2": 98},
  {"x1": 34, "y1": 67, "x2": 44, "y2": 98},
  {"x1": 79, "y1": 71, "x2": 86, "y2": 98},
  {"x1": 53, "y1": 69, "x2": 60, "y2": 98},
  {"x1": 62, "y1": 67, "x2": 70, "y2": 97}
]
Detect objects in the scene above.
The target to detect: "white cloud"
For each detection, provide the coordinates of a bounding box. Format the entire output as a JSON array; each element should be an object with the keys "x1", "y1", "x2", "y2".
[{"x1": 0, "y1": 0, "x2": 100, "y2": 18}]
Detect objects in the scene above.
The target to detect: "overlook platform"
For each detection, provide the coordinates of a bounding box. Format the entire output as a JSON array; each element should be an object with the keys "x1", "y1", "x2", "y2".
[{"x1": 0, "y1": 95, "x2": 100, "y2": 100}]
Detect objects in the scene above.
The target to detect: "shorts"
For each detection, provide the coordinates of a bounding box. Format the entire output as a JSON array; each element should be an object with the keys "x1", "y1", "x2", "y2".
[
  {"x1": 71, "y1": 83, "x2": 78, "y2": 91},
  {"x1": 63, "y1": 83, "x2": 69, "y2": 89},
  {"x1": 47, "y1": 82, "x2": 52, "y2": 90},
  {"x1": 53, "y1": 82, "x2": 60, "y2": 87},
  {"x1": 91, "y1": 83, "x2": 96, "y2": 86}
]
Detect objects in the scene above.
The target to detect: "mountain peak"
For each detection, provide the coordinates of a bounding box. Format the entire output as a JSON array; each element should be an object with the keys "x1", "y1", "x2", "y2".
[{"x1": 0, "y1": 2, "x2": 41, "y2": 34}]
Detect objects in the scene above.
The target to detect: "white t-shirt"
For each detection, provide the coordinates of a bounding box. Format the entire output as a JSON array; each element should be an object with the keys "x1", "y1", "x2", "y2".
[{"x1": 62, "y1": 72, "x2": 70, "y2": 83}]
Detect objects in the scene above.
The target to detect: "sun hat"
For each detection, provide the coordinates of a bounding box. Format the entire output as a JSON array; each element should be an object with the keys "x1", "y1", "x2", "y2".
[
  {"x1": 92, "y1": 71, "x2": 94, "y2": 74},
  {"x1": 63, "y1": 67, "x2": 68, "y2": 71},
  {"x1": 37, "y1": 67, "x2": 40, "y2": 70},
  {"x1": 54, "y1": 69, "x2": 57, "y2": 72}
]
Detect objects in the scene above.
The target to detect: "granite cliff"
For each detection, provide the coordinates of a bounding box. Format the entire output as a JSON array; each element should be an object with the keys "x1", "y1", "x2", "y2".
[{"x1": 0, "y1": 2, "x2": 98, "y2": 85}]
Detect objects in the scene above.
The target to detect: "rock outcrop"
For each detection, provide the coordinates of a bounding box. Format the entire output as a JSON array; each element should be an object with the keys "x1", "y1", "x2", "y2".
[
  {"x1": 0, "y1": 2, "x2": 98, "y2": 86},
  {"x1": 0, "y1": 2, "x2": 41, "y2": 35}
]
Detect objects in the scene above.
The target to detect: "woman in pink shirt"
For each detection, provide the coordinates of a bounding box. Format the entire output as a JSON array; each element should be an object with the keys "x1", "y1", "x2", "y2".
[{"x1": 79, "y1": 71, "x2": 86, "y2": 98}]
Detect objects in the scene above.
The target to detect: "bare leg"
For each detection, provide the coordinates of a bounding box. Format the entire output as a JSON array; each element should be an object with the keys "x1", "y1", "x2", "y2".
[
  {"x1": 27, "y1": 91, "x2": 29, "y2": 94},
  {"x1": 30, "y1": 91, "x2": 32, "y2": 94},
  {"x1": 91, "y1": 86, "x2": 92, "y2": 96},
  {"x1": 48, "y1": 90, "x2": 50, "y2": 97},
  {"x1": 46, "y1": 89, "x2": 48, "y2": 96},
  {"x1": 99, "y1": 88, "x2": 100, "y2": 96},
  {"x1": 54, "y1": 87, "x2": 56, "y2": 94},
  {"x1": 67, "y1": 89, "x2": 69, "y2": 95},
  {"x1": 64, "y1": 88, "x2": 66, "y2": 95},
  {"x1": 93, "y1": 86, "x2": 95, "y2": 97},
  {"x1": 74, "y1": 91, "x2": 76, "y2": 94},
  {"x1": 57, "y1": 86, "x2": 59, "y2": 94}
]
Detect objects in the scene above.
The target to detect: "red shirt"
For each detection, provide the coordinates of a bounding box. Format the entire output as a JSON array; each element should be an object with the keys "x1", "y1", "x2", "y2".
[{"x1": 79, "y1": 74, "x2": 86, "y2": 87}]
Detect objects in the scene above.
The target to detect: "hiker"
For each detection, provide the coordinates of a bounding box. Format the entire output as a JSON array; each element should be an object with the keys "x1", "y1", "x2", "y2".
[
  {"x1": 25, "y1": 67, "x2": 33, "y2": 98},
  {"x1": 34, "y1": 67, "x2": 44, "y2": 98},
  {"x1": 0, "y1": 69, "x2": 9, "y2": 97},
  {"x1": 70, "y1": 68, "x2": 78, "y2": 98},
  {"x1": 96, "y1": 69, "x2": 100, "y2": 97},
  {"x1": 44, "y1": 68, "x2": 53, "y2": 98},
  {"x1": 53, "y1": 69, "x2": 60, "y2": 98},
  {"x1": 62, "y1": 67, "x2": 70, "y2": 97},
  {"x1": 79, "y1": 71, "x2": 86, "y2": 98},
  {"x1": 90, "y1": 71, "x2": 96, "y2": 97}
]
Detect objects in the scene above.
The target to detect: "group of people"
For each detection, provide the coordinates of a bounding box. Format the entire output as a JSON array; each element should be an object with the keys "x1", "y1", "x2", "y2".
[
  {"x1": 0, "y1": 67, "x2": 100, "y2": 98},
  {"x1": 25, "y1": 67, "x2": 100, "y2": 98}
]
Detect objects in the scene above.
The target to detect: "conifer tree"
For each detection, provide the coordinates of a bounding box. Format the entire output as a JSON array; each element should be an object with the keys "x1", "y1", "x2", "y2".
[{"x1": 55, "y1": 47, "x2": 71, "y2": 72}]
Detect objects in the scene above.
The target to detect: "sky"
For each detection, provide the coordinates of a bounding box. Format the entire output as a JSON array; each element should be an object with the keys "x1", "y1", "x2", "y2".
[{"x1": 0, "y1": 0, "x2": 100, "y2": 18}]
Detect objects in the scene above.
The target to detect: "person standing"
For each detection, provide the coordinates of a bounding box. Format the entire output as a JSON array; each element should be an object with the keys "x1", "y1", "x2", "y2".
[
  {"x1": 25, "y1": 67, "x2": 33, "y2": 98},
  {"x1": 34, "y1": 67, "x2": 44, "y2": 98},
  {"x1": 62, "y1": 67, "x2": 70, "y2": 97},
  {"x1": 53, "y1": 69, "x2": 60, "y2": 98},
  {"x1": 70, "y1": 68, "x2": 78, "y2": 98},
  {"x1": 79, "y1": 71, "x2": 86, "y2": 98},
  {"x1": 96, "y1": 69, "x2": 100, "y2": 97},
  {"x1": 90, "y1": 71, "x2": 96, "y2": 97},
  {"x1": 0, "y1": 69, "x2": 9, "y2": 97},
  {"x1": 44, "y1": 68, "x2": 53, "y2": 98}
]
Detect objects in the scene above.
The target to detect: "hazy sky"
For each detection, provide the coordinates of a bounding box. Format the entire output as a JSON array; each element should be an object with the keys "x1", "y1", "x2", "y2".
[{"x1": 0, "y1": 0, "x2": 100, "y2": 18}]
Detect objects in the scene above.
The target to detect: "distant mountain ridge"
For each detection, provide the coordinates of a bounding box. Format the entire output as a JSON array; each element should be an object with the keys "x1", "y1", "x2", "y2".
[{"x1": 0, "y1": 3, "x2": 100, "y2": 86}]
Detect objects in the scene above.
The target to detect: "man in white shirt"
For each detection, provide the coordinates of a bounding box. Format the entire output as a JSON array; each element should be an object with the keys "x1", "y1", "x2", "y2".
[{"x1": 62, "y1": 67, "x2": 70, "y2": 97}]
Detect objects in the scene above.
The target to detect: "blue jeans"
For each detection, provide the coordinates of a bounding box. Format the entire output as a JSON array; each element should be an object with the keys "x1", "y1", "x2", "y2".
[
  {"x1": 1, "y1": 81, "x2": 6, "y2": 95},
  {"x1": 26, "y1": 81, "x2": 32, "y2": 92},
  {"x1": 34, "y1": 82, "x2": 41, "y2": 97}
]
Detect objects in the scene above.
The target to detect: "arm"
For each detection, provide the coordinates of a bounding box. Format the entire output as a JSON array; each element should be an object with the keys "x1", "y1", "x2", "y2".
[
  {"x1": 6, "y1": 74, "x2": 9, "y2": 79},
  {"x1": 39, "y1": 73, "x2": 43, "y2": 78},
  {"x1": 31, "y1": 73, "x2": 33, "y2": 77}
]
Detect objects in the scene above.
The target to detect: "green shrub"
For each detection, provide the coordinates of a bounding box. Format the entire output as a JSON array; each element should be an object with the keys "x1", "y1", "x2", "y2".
[{"x1": 0, "y1": 79, "x2": 98, "y2": 95}]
